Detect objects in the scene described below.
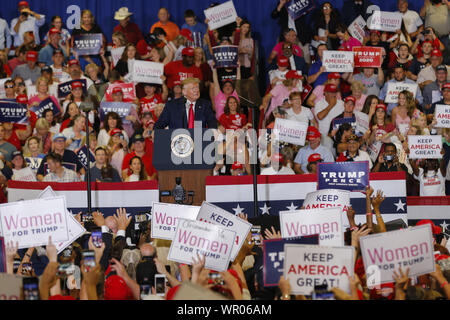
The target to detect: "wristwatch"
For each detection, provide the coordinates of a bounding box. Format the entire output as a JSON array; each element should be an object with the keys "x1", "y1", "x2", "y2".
[{"x1": 281, "y1": 294, "x2": 291, "y2": 300}]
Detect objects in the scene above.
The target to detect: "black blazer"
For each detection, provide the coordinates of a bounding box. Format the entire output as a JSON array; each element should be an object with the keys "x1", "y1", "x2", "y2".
[{"x1": 154, "y1": 97, "x2": 217, "y2": 129}]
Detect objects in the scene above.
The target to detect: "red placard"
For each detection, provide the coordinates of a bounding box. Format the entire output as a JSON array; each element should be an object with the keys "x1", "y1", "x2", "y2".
[
  {"x1": 352, "y1": 46, "x2": 382, "y2": 68},
  {"x1": 104, "y1": 82, "x2": 137, "y2": 102}
]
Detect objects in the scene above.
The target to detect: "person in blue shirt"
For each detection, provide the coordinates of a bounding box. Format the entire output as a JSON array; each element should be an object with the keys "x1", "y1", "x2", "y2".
[
  {"x1": 307, "y1": 43, "x2": 330, "y2": 87},
  {"x1": 181, "y1": 9, "x2": 207, "y2": 49},
  {"x1": 38, "y1": 28, "x2": 68, "y2": 67}
]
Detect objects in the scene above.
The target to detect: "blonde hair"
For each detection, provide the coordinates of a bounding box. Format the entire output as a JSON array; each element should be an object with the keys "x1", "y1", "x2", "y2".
[
  {"x1": 181, "y1": 77, "x2": 200, "y2": 88},
  {"x1": 112, "y1": 32, "x2": 127, "y2": 47},
  {"x1": 194, "y1": 47, "x2": 206, "y2": 63},
  {"x1": 351, "y1": 80, "x2": 366, "y2": 94},
  {"x1": 81, "y1": 9, "x2": 94, "y2": 19},
  {"x1": 22, "y1": 136, "x2": 43, "y2": 157},
  {"x1": 35, "y1": 118, "x2": 50, "y2": 131},
  {"x1": 35, "y1": 76, "x2": 49, "y2": 91},
  {"x1": 282, "y1": 78, "x2": 294, "y2": 87},
  {"x1": 85, "y1": 63, "x2": 99, "y2": 75}
]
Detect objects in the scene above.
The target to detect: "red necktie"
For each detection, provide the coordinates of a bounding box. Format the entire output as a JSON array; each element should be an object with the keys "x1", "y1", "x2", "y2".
[{"x1": 188, "y1": 103, "x2": 194, "y2": 129}]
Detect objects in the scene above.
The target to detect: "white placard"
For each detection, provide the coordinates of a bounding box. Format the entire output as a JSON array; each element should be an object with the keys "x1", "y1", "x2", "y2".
[
  {"x1": 284, "y1": 244, "x2": 354, "y2": 295},
  {"x1": 435, "y1": 104, "x2": 450, "y2": 128},
  {"x1": 12, "y1": 167, "x2": 37, "y2": 182},
  {"x1": 132, "y1": 60, "x2": 164, "y2": 84},
  {"x1": 303, "y1": 189, "x2": 350, "y2": 212},
  {"x1": 274, "y1": 118, "x2": 308, "y2": 146},
  {"x1": 408, "y1": 135, "x2": 443, "y2": 159},
  {"x1": 0, "y1": 196, "x2": 69, "y2": 249},
  {"x1": 111, "y1": 46, "x2": 125, "y2": 67},
  {"x1": 348, "y1": 15, "x2": 367, "y2": 43},
  {"x1": 0, "y1": 274, "x2": 22, "y2": 300},
  {"x1": 385, "y1": 82, "x2": 418, "y2": 103},
  {"x1": 359, "y1": 224, "x2": 435, "y2": 285},
  {"x1": 168, "y1": 218, "x2": 236, "y2": 272},
  {"x1": 355, "y1": 111, "x2": 370, "y2": 135},
  {"x1": 204, "y1": 1, "x2": 238, "y2": 30},
  {"x1": 196, "y1": 201, "x2": 251, "y2": 261},
  {"x1": 151, "y1": 202, "x2": 200, "y2": 240},
  {"x1": 318, "y1": 28, "x2": 326, "y2": 37},
  {"x1": 279, "y1": 208, "x2": 344, "y2": 246},
  {"x1": 367, "y1": 11, "x2": 402, "y2": 32},
  {"x1": 323, "y1": 50, "x2": 354, "y2": 73}
]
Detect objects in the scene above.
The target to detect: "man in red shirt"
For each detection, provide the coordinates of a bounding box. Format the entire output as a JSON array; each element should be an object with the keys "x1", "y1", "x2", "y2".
[
  {"x1": 164, "y1": 47, "x2": 202, "y2": 89},
  {"x1": 122, "y1": 134, "x2": 156, "y2": 180},
  {"x1": 113, "y1": 7, "x2": 144, "y2": 46}
]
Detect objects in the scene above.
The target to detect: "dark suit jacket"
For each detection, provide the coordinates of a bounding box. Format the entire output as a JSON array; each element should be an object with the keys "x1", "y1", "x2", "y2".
[{"x1": 154, "y1": 97, "x2": 217, "y2": 129}]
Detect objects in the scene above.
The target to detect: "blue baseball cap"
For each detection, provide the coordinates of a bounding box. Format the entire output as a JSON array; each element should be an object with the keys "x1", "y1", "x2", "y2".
[{"x1": 53, "y1": 133, "x2": 67, "y2": 142}]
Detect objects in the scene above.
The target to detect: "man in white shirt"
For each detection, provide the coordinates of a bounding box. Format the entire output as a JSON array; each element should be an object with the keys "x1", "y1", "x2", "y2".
[
  {"x1": 337, "y1": 134, "x2": 373, "y2": 169},
  {"x1": 417, "y1": 49, "x2": 450, "y2": 90},
  {"x1": 397, "y1": 0, "x2": 423, "y2": 38},
  {"x1": 43, "y1": 152, "x2": 80, "y2": 182},
  {"x1": 50, "y1": 49, "x2": 70, "y2": 83},
  {"x1": 0, "y1": 18, "x2": 11, "y2": 54},
  {"x1": 313, "y1": 83, "x2": 344, "y2": 153},
  {"x1": 10, "y1": 1, "x2": 45, "y2": 47},
  {"x1": 67, "y1": 59, "x2": 94, "y2": 89},
  {"x1": 260, "y1": 153, "x2": 295, "y2": 175},
  {"x1": 269, "y1": 55, "x2": 289, "y2": 87}
]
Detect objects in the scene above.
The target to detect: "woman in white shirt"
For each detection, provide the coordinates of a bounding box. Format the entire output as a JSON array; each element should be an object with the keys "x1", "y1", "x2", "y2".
[
  {"x1": 124, "y1": 156, "x2": 150, "y2": 182},
  {"x1": 11, "y1": 151, "x2": 37, "y2": 182},
  {"x1": 285, "y1": 91, "x2": 318, "y2": 127},
  {"x1": 107, "y1": 128, "x2": 128, "y2": 179},
  {"x1": 62, "y1": 114, "x2": 86, "y2": 152},
  {"x1": 410, "y1": 157, "x2": 446, "y2": 196},
  {"x1": 97, "y1": 112, "x2": 129, "y2": 147}
]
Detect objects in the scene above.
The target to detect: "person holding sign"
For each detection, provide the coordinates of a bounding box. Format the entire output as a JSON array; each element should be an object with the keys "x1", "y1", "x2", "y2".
[
  {"x1": 97, "y1": 112, "x2": 129, "y2": 148},
  {"x1": 212, "y1": 61, "x2": 240, "y2": 120},
  {"x1": 423, "y1": 66, "x2": 448, "y2": 114},
  {"x1": 285, "y1": 91, "x2": 317, "y2": 127},
  {"x1": 409, "y1": 151, "x2": 446, "y2": 196},
  {"x1": 10, "y1": 151, "x2": 36, "y2": 181},
  {"x1": 108, "y1": 87, "x2": 140, "y2": 138},
  {"x1": 28, "y1": 76, "x2": 61, "y2": 116},
  {"x1": 113, "y1": 43, "x2": 140, "y2": 79},
  {"x1": 61, "y1": 114, "x2": 87, "y2": 152},
  {"x1": 432, "y1": 82, "x2": 450, "y2": 122},
  {"x1": 336, "y1": 134, "x2": 373, "y2": 169},
  {"x1": 336, "y1": 24, "x2": 362, "y2": 51}
]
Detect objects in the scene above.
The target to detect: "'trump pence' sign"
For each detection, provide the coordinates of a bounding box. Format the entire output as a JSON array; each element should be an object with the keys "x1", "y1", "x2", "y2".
[
  {"x1": 323, "y1": 50, "x2": 354, "y2": 73},
  {"x1": 303, "y1": 189, "x2": 350, "y2": 212},
  {"x1": 279, "y1": 208, "x2": 344, "y2": 246},
  {"x1": 408, "y1": 135, "x2": 442, "y2": 159},
  {"x1": 435, "y1": 105, "x2": 450, "y2": 128},
  {"x1": 151, "y1": 202, "x2": 200, "y2": 240},
  {"x1": 204, "y1": 1, "x2": 238, "y2": 30},
  {"x1": 274, "y1": 118, "x2": 308, "y2": 146},
  {"x1": 133, "y1": 60, "x2": 164, "y2": 84},
  {"x1": 168, "y1": 219, "x2": 236, "y2": 272},
  {"x1": 285, "y1": 0, "x2": 316, "y2": 20},
  {"x1": 212, "y1": 46, "x2": 239, "y2": 68},
  {"x1": 196, "y1": 201, "x2": 252, "y2": 261},
  {"x1": 318, "y1": 161, "x2": 370, "y2": 192},
  {"x1": 284, "y1": 244, "x2": 354, "y2": 295},
  {"x1": 0, "y1": 196, "x2": 69, "y2": 249},
  {"x1": 359, "y1": 224, "x2": 435, "y2": 285}
]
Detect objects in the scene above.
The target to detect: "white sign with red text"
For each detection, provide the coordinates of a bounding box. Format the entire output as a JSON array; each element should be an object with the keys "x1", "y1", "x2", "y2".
[
  {"x1": 105, "y1": 82, "x2": 136, "y2": 102},
  {"x1": 435, "y1": 104, "x2": 450, "y2": 128},
  {"x1": 284, "y1": 244, "x2": 354, "y2": 295},
  {"x1": 0, "y1": 274, "x2": 22, "y2": 300},
  {"x1": 0, "y1": 196, "x2": 69, "y2": 249},
  {"x1": 279, "y1": 208, "x2": 344, "y2": 246},
  {"x1": 204, "y1": 1, "x2": 238, "y2": 30},
  {"x1": 367, "y1": 11, "x2": 402, "y2": 32},
  {"x1": 132, "y1": 60, "x2": 164, "y2": 84},
  {"x1": 323, "y1": 51, "x2": 354, "y2": 73},
  {"x1": 385, "y1": 82, "x2": 417, "y2": 103},
  {"x1": 151, "y1": 202, "x2": 200, "y2": 240},
  {"x1": 274, "y1": 118, "x2": 308, "y2": 146},
  {"x1": 168, "y1": 219, "x2": 236, "y2": 272},
  {"x1": 348, "y1": 15, "x2": 366, "y2": 43},
  {"x1": 196, "y1": 201, "x2": 251, "y2": 261},
  {"x1": 408, "y1": 135, "x2": 442, "y2": 159},
  {"x1": 359, "y1": 224, "x2": 435, "y2": 285},
  {"x1": 303, "y1": 189, "x2": 350, "y2": 213}
]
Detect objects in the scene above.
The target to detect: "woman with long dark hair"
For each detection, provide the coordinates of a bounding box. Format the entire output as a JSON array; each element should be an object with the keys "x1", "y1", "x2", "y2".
[
  {"x1": 313, "y1": 2, "x2": 342, "y2": 50},
  {"x1": 97, "y1": 112, "x2": 129, "y2": 147},
  {"x1": 219, "y1": 96, "x2": 250, "y2": 130},
  {"x1": 114, "y1": 43, "x2": 141, "y2": 78},
  {"x1": 124, "y1": 156, "x2": 149, "y2": 181}
]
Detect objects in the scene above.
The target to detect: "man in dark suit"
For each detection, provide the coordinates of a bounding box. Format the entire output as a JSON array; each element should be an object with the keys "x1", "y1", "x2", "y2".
[{"x1": 154, "y1": 78, "x2": 217, "y2": 129}]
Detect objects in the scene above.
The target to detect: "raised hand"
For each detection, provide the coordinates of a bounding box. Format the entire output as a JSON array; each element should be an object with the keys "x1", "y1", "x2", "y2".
[
  {"x1": 372, "y1": 190, "x2": 386, "y2": 209},
  {"x1": 114, "y1": 208, "x2": 132, "y2": 230},
  {"x1": 264, "y1": 226, "x2": 281, "y2": 240}
]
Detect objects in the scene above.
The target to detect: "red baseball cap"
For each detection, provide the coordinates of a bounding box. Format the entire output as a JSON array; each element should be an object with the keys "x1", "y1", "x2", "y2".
[
  {"x1": 49, "y1": 28, "x2": 61, "y2": 36},
  {"x1": 104, "y1": 275, "x2": 134, "y2": 300},
  {"x1": 49, "y1": 295, "x2": 76, "y2": 300},
  {"x1": 181, "y1": 47, "x2": 194, "y2": 57},
  {"x1": 180, "y1": 29, "x2": 193, "y2": 42},
  {"x1": 376, "y1": 104, "x2": 387, "y2": 112},
  {"x1": 431, "y1": 49, "x2": 442, "y2": 57},
  {"x1": 416, "y1": 219, "x2": 441, "y2": 235},
  {"x1": 16, "y1": 94, "x2": 28, "y2": 104},
  {"x1": 271, "y1": 153, "x2": 284, "y2": 163},
  {"x1": 112, "y1": 87, "x2": 123, "y2": 95},
  {"x1": 344, "y1": 96, "x2": 356, "y2": 104},
  {"x1": 232, "y1": 161, "x2": 243, "y2": 170},
  {"x1": 26, "y1": 51, "x2": 38, "y2": 62},
  {"x1": 71, "y1": 81, "x2": 83, "y2": 90},
  {"x1": 308, "y1": 153, "x2": 323, "y2": 163},
  {"x1": 18, "y1": 1, "x2": 29, "y2": 8},
  {"x1": 68, "y1": 59, "x2": 80, "y2": 67},
  {"x1": 370, "y1": 30, "x2": 381, "y2": 36},
  {"x1": 110, "y1": 128, "x2": 122, "y2": 136},
  {"x1": 324, "y1": 84, "x2": 338, "y2": 93},
  {"x1": 328, "y1": 72, "x2": 341, "y2": 80},
  {"x1": 306, "y1": 126, "x2": 321, "y2": 140},
  {"x1": 277, "y1": 55, "x2": 289, "y2": 67},
  {"x1": 443, "y1": 83, "x2": 450, "y2": 90},
  {"x1": 285, "y1": 70, "x2": 302, "y2": 79}
]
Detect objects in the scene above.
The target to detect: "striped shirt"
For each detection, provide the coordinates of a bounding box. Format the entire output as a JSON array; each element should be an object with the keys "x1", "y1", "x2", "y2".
[{"x1": 43, "y1": 167, "x2": 80, "y2": 182}]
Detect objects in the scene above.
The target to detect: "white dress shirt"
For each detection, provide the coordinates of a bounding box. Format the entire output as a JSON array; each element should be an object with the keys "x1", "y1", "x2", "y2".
[{"x1": 10, "y1": 14, "x2": 45, "y2": 46}]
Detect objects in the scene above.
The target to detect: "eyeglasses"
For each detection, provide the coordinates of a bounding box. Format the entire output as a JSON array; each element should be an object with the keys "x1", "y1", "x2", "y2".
[
  {"x1": 323, "y1": 6, "x2": 331, "y2": 9},
  {"x1": 16, "y1": 82, "x2": 25, "y2": 87},
  {"x1": 5, "y1": 84, "x2": 14, "y2": 88}
]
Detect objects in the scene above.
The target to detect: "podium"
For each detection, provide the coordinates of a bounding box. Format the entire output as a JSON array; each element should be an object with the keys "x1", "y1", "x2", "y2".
[{"x1": 153, "y1": 129, "x2": 215, "y2": 206}]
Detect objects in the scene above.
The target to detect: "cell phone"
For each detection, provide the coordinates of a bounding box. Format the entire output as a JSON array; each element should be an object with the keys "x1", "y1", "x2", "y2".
[
  {"x1": 82, "y1": 250, "x2": 96, "y2": 272},
  {"x1": 312, "y1": 284, "x2": 335, "y2": 300},
  {"x1": 140, "y1": 284, "x2": 151, "y2": 299},
  {"x1": 251, "y1": 225, "x2": 262, "y2": 245},
  {"x1": 57, "y1": 263, "x2": 75, "y2": 277},
  {"x1": 91, "y1": 230, "x2": 103, "y2": 248},
  {"x1": 154, "y1": 274, "x2": 166, "y2": 296},
  {"x1": 23, "y1": 277, "x2": 39, "y2": 300},
  {"x1": 62, "y1": 246, "x2": 73, "y2": 258},
  {"x1": 209, "y1": 272, "x2": 224, "y2": 286},
  {"x1": 22, "y1": 262, "x2": 33, "y2": 275},
  {"x1": 13, "y1": 259, "x2": 21, "y2": 273}
]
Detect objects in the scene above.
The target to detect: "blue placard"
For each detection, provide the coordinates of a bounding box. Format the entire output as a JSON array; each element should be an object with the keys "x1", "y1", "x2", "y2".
[
  {"x1": 212, "y1": 45, "x2": 239, "y2": 68},
  {"x1": 30, "y1": 97, "x2": 61, "y2": 118},
  {"x1": 100, "y1": 101, "x2": 131, "y2": 124},
  {"x1": 318, "y1": 161, "x2": 370, "y2": 192},
  {"x1": 0, "y1": 101, "x2": 28, "y2": 124},
  {"x1": 0, "y1": 237, "x2": 5, "y2": 273},
  {"x1": 332, "y1": 116, "x2": 356, "y2": 130},
  {"x1": 76, "y1": 145, "x2": 95, "y2": 169},
  {"x1": 73, "y1": 33, "x2": 103, "y2": 55},
  {"x1": 263, "y1": 235, "x2": 319, "y2": 287},
  {"x1": 57, "y1": 79, "x2": 87, "y2": 99},
  {"x1": 285, "y1": 0, "x2": 316, "y2": 20}
]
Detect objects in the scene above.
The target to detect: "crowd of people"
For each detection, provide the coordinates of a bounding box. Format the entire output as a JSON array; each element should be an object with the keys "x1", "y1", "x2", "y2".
[{"x1": 0, "y1": 0, "x2": 449, "y2": 301}]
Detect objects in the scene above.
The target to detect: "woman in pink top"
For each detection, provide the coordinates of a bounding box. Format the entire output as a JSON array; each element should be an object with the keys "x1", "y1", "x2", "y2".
[
  {"x1": 260, "y1": 70, "x2": 302, "y2": 120},
  {"x1": 391, "y1": 90, "x2": 417, "y2": 136},
  {"x1": 212, "y1": 62, "x2": 241, "y2": 120},
  {"x1": 350, "y1": 81, "x2": 367, "y2": 112},
  {"x1": 267, "y1": 29, "x2": 302, "y2": 64},
  {"x1": 336, "y1": 24, "x2": 361, "y2": 51},
  {"x1": 28, "y1": 77, "x2": 62, "y2": 117}
]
